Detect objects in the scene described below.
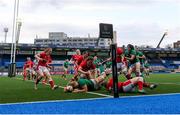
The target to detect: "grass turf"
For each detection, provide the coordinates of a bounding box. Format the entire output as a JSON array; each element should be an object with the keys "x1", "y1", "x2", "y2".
[{"x1": 0, "y1": 73, "x2": 180, "y2": 103}]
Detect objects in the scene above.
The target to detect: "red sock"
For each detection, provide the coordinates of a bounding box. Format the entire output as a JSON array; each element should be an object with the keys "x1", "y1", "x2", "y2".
[
  {"x1": 49, "y1": 80, "x2": 54, "y2": 88},
  {"x1": 138, "y1": 81, "x2": 143, "y2": 90}
]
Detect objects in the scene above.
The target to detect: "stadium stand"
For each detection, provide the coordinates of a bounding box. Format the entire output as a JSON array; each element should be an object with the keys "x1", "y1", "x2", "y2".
[{"x1": 0, "y1": 43, "x2": 180, "y2": 74}]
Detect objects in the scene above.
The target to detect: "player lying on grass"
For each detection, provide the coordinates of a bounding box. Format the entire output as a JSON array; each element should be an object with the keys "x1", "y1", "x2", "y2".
[
  {"x1": 64, "y1": 70, "x2": 110, "y2": 93},
  {"x1": 106, "y1": 77, "x2": 157, "y2": 94},
  {"x1": 34, "y1": 48, "x2": 58, "y2": 90}
]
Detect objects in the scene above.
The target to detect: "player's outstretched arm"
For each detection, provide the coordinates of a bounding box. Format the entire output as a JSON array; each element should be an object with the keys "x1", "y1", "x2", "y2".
[{"x1": 72, "y1": 85, "x2": 88, "y2": 93}]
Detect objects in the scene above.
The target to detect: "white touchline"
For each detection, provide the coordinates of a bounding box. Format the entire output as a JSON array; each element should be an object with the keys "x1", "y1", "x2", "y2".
[{"x1": 0, "y1": 97, "x2": 111, "y2": 106}]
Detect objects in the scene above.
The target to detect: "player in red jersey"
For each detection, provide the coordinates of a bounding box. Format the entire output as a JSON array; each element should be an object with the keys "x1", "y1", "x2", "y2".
[
  {"x1": 70, "y1": 49, "x2": 81, "y2": 65},
  {"x1": 71, "y1": 50, "x2": 89, "y2": 80},
  {"x1": 78, "y1": 56, "x2": 96, "y2": 79},
  {"x1": 105, "y1": 47, "x2": 128, "y2": 78},
  {"x1": 42, "y1": 54, "x2": 52, "y2": 85},
  {"x1": 106, "y1": 77, "x2": 157, "y2": 94},
  {"x1": 34, "y1": 48, "x2": 57, "y2": 90},
  {"x1": 23, "y1": 57, "x2": 34, "y2": 80},
  {"x1": 70, "y1": 49, "x2": 82, "y2": 78},
  {"x1": 76, "y1": 51, "x2": 89, "y2": 65},
  {"x1": 116, "y1": 47, "x2": 128, "y2": 76}
]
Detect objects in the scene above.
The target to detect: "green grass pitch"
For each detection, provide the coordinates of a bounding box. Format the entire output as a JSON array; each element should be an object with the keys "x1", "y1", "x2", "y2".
[{"x1": 0, "y1": 73, "x2": 180, "y2": 104}]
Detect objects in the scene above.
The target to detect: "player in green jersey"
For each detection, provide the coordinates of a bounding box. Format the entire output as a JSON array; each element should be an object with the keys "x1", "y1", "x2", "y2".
[
  {"x1": 62, "y1": 59, "x2": 70, "y2": 80},
  {"x1": 136, "y1": 48, "x2": 146, "y2": 77},
  {"x1": 125, "y1": 44, "x2": 141, "y2": 79},
  {"x1": 144, "y1": 61, "x2": 150, "y2": 76},
  {"x1": 64, "y1": 70, "x2": 111, "y2": 93}
]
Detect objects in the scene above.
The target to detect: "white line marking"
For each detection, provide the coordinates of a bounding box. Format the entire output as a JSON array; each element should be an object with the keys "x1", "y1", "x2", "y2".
[
  {"x1": 87, "y1": 92, "x2": 112, "y2": 97},
  {"x1": 151, "y1": 82, "x2": 180, "y2": 85},
  {"x1": 58, "y1": 85, "x2": 112, "y2": 97},
  {"x1": 0, "y1": 97, "x2": 111, "y2": 106}
]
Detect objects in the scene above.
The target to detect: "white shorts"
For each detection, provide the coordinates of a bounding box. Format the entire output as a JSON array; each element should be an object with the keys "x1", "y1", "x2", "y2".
[
  {"x1": 26, "y1": 68, "x2": 33, "y2": 73},
  {"x1": 31, "y1": 69, "x2": 36, "y2": 75},
  {"x1": 37, "y1": 66, "x2": 50, "y2": 76},
  {"x1": 63, "y1": 67, "x2": 68, "y2": 72},
  {"x1": 117, "y1": 63, "x2": 127, "y2": 72},
  {"x1": 80, "y1": 74, "x2": 87, "y2": 79},
  {"x1": 122, "y1": 80, "x2": 135, "y2": 92},
  {"x1": 90, "y1": 79, "x2": 100, "y2": 90}
]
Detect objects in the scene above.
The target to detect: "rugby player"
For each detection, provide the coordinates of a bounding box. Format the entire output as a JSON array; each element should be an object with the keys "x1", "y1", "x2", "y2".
[
  {"x1": 42, "y1": 54, "x2": 53, "y2": 85},
  {"x1": 78, "y1": 56, "x2": 96, "y2": 79},
  {"x1": 104, "y1": 47, "x2": 127, "y2": 78},
  {"x1": 70, "y1": 49, "x2": 82, "y2": 78},
  {"x1": 106, "y1": 77, "x2": 157, "y2": 94},
  {"x1": 116, "y1": 47, "x2": 128, "y2": 77},
  {"x1": 104, "y1": 60, "x2": 112, "y2": 71},
  {"x1": 71, "y1": 51, "x2": 89, "y2": 80},
  {"x1": 136, "y1": 48, "x2": 146, "y2": 77},
  {"x1": 144, "y1": 61, "x2": 150, "y2": 76},
  {"x1": 23, "y1": 57, "x2": 34, "y2": 80},
  {"x1": 34, "y1": 48, "x2": 58, "y2": 90},
  {"x1": 61, "y1": 59, "x2": 70, "y2": 80},
  {"x1": 64, "y1": 70, "x2": 110, "y2": 93},
  {"x1": 93, "y1": 56, "x2": 105, "y2": 76},
  {"x1": 125, "y1": 44, "x2": 141, "y2": 79}
]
